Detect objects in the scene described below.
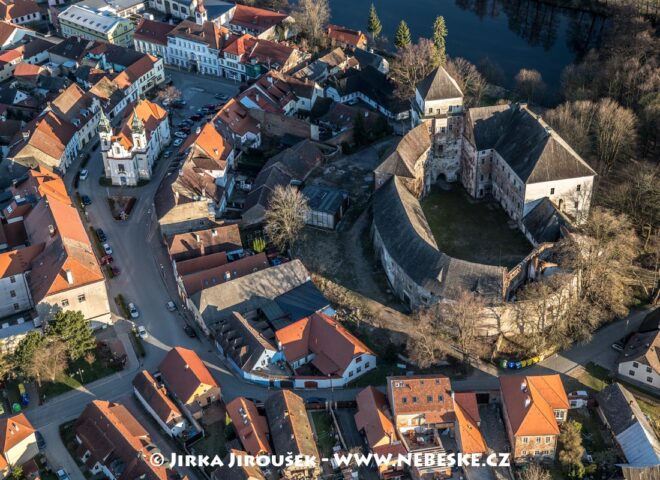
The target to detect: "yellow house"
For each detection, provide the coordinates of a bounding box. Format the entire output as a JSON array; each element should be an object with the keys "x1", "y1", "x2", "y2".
[{"x1": 58, "y1": 5, "x2": 134, "y2": 47}]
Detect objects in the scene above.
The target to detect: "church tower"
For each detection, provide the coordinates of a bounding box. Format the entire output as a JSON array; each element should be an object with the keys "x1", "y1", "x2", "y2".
[
  {"x1": 98, "y1": 110, "x2": 112, "y2": 151},
  {"x1": 131, "y1": 111, "x2": 146, "y2": 151}
]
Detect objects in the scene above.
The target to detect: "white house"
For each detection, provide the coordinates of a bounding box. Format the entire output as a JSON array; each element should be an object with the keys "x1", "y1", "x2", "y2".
[
  {"x1": 165, "y1": 20, "x2": 223, "y2": 75},
  {"x1": 133, "y1": 370, "x2": 187, "y2": 437},
  {"x1": 617, "y1": 330, "x2": 660, "y2": 392},
  {"x1": 99, "y1": 98, "x2": 170, "y2": 186}
]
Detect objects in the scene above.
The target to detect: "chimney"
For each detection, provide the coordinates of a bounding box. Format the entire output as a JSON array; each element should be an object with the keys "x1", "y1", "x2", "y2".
[
  {"x1": 255, "y1": 93, "x2": 260, "y2": 102},
  {"x1": 524, "y1": 396, "x2": 531, "y2": 408},
  {"x1": 196, "y1": 126, "x2": 201, "y2": 134},
  {"x1": 48, "y1": 224, "x2": 55, "y2": 236},
  {"x1": 211, "y1": 228, "x2": 217, "y2": 237},
  {"x1": 520, "y1": 380, "x2": 527, "y2": 392},
  {"x1": 194, "y1": 233, "x2": 201, "y2": 243},
  {"x1": 22, "y1": 130, "x2": 30, "y2": 141},
  {"x1": 184, "y1": 364, "x2": 189, "y2": 369},
  {"x1": 65, "y1": 269, "x2": 74, "y2": 285}
]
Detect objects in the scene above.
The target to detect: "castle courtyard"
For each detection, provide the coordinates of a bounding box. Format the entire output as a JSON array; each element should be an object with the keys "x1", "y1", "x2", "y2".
[{"x1": 421, "y1": 186, "x2": 532, "y2": 268}]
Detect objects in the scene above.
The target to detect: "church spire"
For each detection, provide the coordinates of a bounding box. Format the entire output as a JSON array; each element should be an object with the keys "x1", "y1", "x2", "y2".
[{"x1": 98, "y1": 109, "x2": 111, "y2": 133}]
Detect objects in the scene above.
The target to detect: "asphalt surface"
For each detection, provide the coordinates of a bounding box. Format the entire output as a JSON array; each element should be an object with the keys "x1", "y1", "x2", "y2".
[{"x1": 23, "y1": 68, "x2": 655, "y2": 480}]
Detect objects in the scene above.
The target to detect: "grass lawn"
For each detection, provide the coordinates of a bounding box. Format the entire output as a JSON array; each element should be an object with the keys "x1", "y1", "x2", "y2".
[
  {"x1": 311, "y1": 411, "x2": 336, "y2": 458},
  {"x1": 568, "y1": 408, "x2": 606, "y2": 452},
  {"x1": 42, "y1": 353, "x2": 116, "y2": 399},
  {"x1": 636, "y1": 394, "x2": 660, "y2": 438},
  {"x1": 192, "y1": 420, "x2": 227, "y2": 460},
  {"x1": 420, "y1": 186, "x2": 531, "y2": 267}
]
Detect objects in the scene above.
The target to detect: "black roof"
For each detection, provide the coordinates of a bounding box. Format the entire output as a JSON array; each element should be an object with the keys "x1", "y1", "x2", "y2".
[
  {"x1": 274, "y1": 280, "x2": 329, "y2": 324},
  {"x1": 416, "y1": 66, "x2": 463, "y2": 101},
  {"x1": 48, "y1": 36, "x2": 91, "y2": 62},
  {"x1": 596, "y1": 383, "x2": 654, "y2": 436},
  {"x1": 522, "y1": 198, "x2": 565, "y2": 244},
  {"x1": 639, "y1": 309, "x2": 660, "y2": 333}
]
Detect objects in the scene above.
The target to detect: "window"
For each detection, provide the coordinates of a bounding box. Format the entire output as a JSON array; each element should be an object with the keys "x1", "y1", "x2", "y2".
[
  {"x1": 356, "y1": 356, "x2": 362, "y2": 363},
  {"x1": 574, "y1": 201, "x2": 579, "y2": 209},
  {"x1": 522, "y1": 450, "x2": 527, "y2": 456},
  {"x1": 9, "y1": 276, "x2": 15, "y2": 283},
  {"x1": 13, "y1": 303, "x2": 19, "y2": 311},
  {"x1": 522, "y1": 437, "x2": 529, "y2": 444},
  {"x1": 402, "y1": 397, "x2": 407, "y2": 404},
  {"x1": 356, "y1": 367, "x2": 361, "y2": 373},
  {"x1": 545, "y1": 436, "x2": 551, "y2": 443},
  {"x1": 348, "y1": 371, "x2": 353, "y2": 377},
  {"x1": 427, "y1": 395, "x2": 433, "y2": 403},
  {"x1": 10, "y1": 290, "x2": 16, "y2": 298},
  {"x1": 412, "y1": 396, "x2": 417, "y2": 403},
  {"x1": 61, "y1": 299, "x2": 69, "y2": 306},
  {"x1": 633, "y1": 362, "x2": 639, "y2": 368},
  {"x1": 629, "y1": 370, "x2": 635, "y2": 376},
  {"x1": 78, "y1": 294, "x2": 86, "y2": 303},
  {"x1": 550, "y1": 187, "x2": 555, "y2": 194},
  {"x1": 438, "y1": 394, "x2": 443, "y2": 402},
  {"x1": 576, "y1": 184, "x2": 581, "y2": 192},
  {"x1": 647, "y1": 366, "x2": 652, "y2": 373},
  {"x1": 647, "y1": 377, "x2": 653, "y2": 383},
  {"x1": 536, "y1": 437, "x2": 541, "y2": 443},
  {"x1": 118, "y1": 163, "x2": 125, "y2": 173}
]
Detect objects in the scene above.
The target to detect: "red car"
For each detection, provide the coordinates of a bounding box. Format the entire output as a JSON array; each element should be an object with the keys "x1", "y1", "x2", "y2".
[
  {"x1": 111, "y1": 266, "x2": 121, "y2": 276},
  {"x1": 100, "y1": 255, "x2": 114, "y2": 265}
]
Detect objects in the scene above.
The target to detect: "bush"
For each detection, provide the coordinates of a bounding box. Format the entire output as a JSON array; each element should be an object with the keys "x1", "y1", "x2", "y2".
[
  {"x1": 114, "y1": 294, "x2": 130, "y2": 318},
  {"x1": 131, "y1": 331, "x2": 146, "y2": 357}
]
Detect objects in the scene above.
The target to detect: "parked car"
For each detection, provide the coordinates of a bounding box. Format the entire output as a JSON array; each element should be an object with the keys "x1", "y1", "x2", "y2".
[
  {"x1": 96, "y1": 228, "x2": 107, "y2": 242},
  {"x1": 103, "y1": 243, "x2": 113, "y2": 255},
  {"x1": 189, "y1": 114, "x2": 202, "y2": 121},
  {"x1": 191, "y1": 87, "x2": 204, "y2": 92},
  {"x1": 611, "y1": 341, "x2": 624, "y2": 352},
  {"x1": 183, "y1": 325, "x2": 196, "y2": 338},
  {"x1": 56, "y1": 470, "x2": 71, "y2": 480},
  {"x1": 36, "y1": 431, "x2": 46, "y2": 450},
  {"x1": 81, "y1": 195, "x2": 92, "y2": 206},
  {"x1": 111, "y1": 266, "x2": 121, "y2": 276},
  {"x1": 174, "y1": 131, "x2": 187, "y2": 139},
  {"x1": 162, "y1": 99, "x2": 171, "y2": 107},
  {"x1": 100, "y1": 255, "x2": 113, "y2": 265},
  {"x1": 180, "y1": 126, "x2": 191, "y2": 134},
  {"x1": 172, "y1": 99, "x2": 187, "y2": 108},
  {"x1": 166, "y1": 301, "x2": 177, "y2": 312},
  {"x1": 173, "y1": 138, "x2": 184, "y2": 147},
  {"x1": 137, "y1": 325, "x2": 148, "y2": 339},
  {"x1": 78, "y1": 169, "x2": 89, "y2": 181},
  {"x1": 163, "y1": 150, "x2": 172, "y2": 158},
  {"x1": 214, "y1": 93, "x2": 228, "y2": 100},
  {"x1": 128, "y1": 302, "x2": 139, "y2": 319}
]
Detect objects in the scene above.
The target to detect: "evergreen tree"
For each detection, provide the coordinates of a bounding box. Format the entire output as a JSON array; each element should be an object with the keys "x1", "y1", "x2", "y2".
[
  {"x1": 394, "y1": 20, "x2": 411, "y2": 49},
  {"x1": 367, "y1": 3, "x2": 382, "y2": 40},
  {"x1": 433, "y1": 16, "x2": 448, "y2": 65},
  {"x1": 47, "y1": 310, "x2": 96, "y2": 361},
  {"x1": 12, "y1": 331, "x2": 46, "y2": 376},
  {"x1": 353, "y1": 112, "x2": 368, "y2": 146},
  {"x1": 558, "y1": 420, "x2": 586, "y2": 479}
]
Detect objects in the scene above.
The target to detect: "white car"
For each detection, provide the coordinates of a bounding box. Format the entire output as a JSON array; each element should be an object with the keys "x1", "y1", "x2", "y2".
[
  {"x1": 79, "y1": 169, "x2": 89, "y2": 181},
  {"x1": 103, "y1": 243, "x2": 113, "y2": 255},
  {"x1": 128, "y1": 302, "x2": 139, "y2": 319},
  {"x1": 137, "y1": 325, "x2": 148, "y2": 339},
  {"x1": 56, "y1": 470, "x2": 71, "y2": 480},
  {"x1": 173, "y1": 138, "x2": 184, "y2": 147},
  {"x1": 174, "y1": 131, "x2": 188, "y2": 139}
]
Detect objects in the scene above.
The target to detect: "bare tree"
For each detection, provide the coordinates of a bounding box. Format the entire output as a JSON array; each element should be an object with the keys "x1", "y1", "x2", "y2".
[
  {"x1": 594, "y1": 98, "x2": 638, "y2": 176},
  {"x1": 446, "y1": 57, "x2": 487, "y2": 107},
  {"x1": 515, "y1": 68, "x2": 546, "y2": 104},
  {"x1": 605, "y1": 161, "x2": 659, "y2": 230},
  {"x1": 545, "y1": 100, "x2": 597, "y2": 158},
  {"x1": 292, "y1": 0, "x2": 330, "y2": 48},
  {"x1": 27, "y1": 340, "x2": 68, "y2": 386},
  {"x1": 406, "y1": 307, "x2": 444, "y2": 368},
  {"x1": 438, "y1": 288, "x2": 486, "y2": 365},
  {"x1": 265, "y1": 185, "x2": 310, "y2": 253},
  {"x1": 390, "y1": 38, "x2": 439, "y2": 98},
  {"x1": 521, "y1": 464, "x2": 551, "y2": 480}
]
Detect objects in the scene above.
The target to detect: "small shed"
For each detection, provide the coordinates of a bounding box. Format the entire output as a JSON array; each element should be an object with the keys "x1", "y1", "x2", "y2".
[{"x1": 302, "y1": 184, "x2": 349, "y2": 229}]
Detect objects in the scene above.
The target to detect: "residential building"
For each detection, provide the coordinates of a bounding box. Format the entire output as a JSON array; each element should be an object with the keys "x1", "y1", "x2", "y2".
[
  {"x1": 264, "y1": 390, "x2": 320, "y2": 480},
  {"x1": 149, "y1": 0, "x2": 203, "y2": 21},
  {"x1": 301, "y1": 184, "x2": 349, "y2": 229},
  {"x1": 133, "y1": 18, "x2": 174, "y2": 58},
  {"x1": 0, "y1": 0, "x2": 43, "y2": 26},
  {"x1": 291, "y1": 47, "x2": 351, "y2": 83},
  {"x1": 213, "y1": 98, "x2": 260, "y2": 147},
  {"x1": 499, "y1": 374, "x2": 568, "y2": 463},
  {"x1": 8, "y1": 111, "x2": 78, "y2": 174},
  {"x1": 58, "y1": 5, "x2": 134, "y2": 47},
  {"x1": 0, "y1": 247, "x2": 38, "y2": 319},
  {"x1": 158, "y1": 347, "x2": 221, "y2": 419},
  {"x1": 166, "y1": 223, "x2": 242, "y2": 262},
  {"x1": 596, "y1": 383, "x2": 660, "y2": 468},
  {"x1": 353, "y1": 47, "x2": 388, "y2": 74},
  {"x1": 212, "y1": 449, "x2": 266, "y2": 480},
  {"x1": 50, "y1": 83, "x2": 102, "y2": 150},
  {"x1": 226, "y1": 397, "x2": 271, "y2": 456},
  {"x1": 354, "y1": 386, "x2": 406, "y2": 478},
  {"x1": 74, "y1": 400, "x2": 185, "y2": 479},
  {"x1": 453, "y1": 392, "x2": 487, "y2": 456},
  {"x1": 219, "y1": 35, "x2": 302, "y2": 82},
  {"x1": 133, "y1": 370, "x2": 187, "y2": 437},
  {"x1": 0, "y1": 414, "x2": 38, "y2": 470},
  {"x1": 113, "y1": 54, "x2": 165, "y2": 97},
  {"x1": 166, "y1": 20, "x2": 227, "y2": 75},
  {"x1": 226, "y1": 4, "x2": 292, "y2": 40},
  {"x1": 47, "y1": 36, "x2": 92, "y2": 66},
  {"x1": 75, "y1": 0, "x2": 146, "y2": 18},
  {"x1": 326, "y1": 24, "x2": 367, "y2": 50},
  {"x1": 275, "y1": 312, "x2": 376, "y2": 386},
  {"x1": 617, "y1": 330, "x2": 660, "y2": 392},
  {"x1": 0, "y1": 20, "x2": 34, "y2": 48},
  {"x1": 99, "y1": 99, "x2": 170, "y2": 186}
]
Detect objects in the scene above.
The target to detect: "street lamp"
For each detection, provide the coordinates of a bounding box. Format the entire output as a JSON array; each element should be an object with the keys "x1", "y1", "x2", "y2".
[{"x1": 77, "y1": 368, "x2": 85, "y2": 383}]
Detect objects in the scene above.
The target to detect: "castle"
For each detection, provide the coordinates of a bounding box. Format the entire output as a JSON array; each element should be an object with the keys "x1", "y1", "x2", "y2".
[{"x1": 372, "y1": 66, "x2": 596, "y2": 311}]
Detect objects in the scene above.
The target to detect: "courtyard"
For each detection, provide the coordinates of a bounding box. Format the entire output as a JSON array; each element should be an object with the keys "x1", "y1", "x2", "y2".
[{"x1": 421, "y1": 186, "x2": 532, "y2": 268}]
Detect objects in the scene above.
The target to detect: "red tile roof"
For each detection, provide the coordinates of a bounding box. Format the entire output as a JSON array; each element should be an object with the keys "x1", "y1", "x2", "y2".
[
  {"x1": 500, "y1": 375, "x2": 568, "y2": 437},
  {"x1": 180, "y1": 121, "x2": 233, "y2": 169},
  {"x1": 166, "y1": 224, "x2": 242, "y2": 261},
  {"x1": 158, "y1": 347, "x2": 219, "y2": 405},
  {"x1": 454, "y1": 392, "x2": 486, "y2": 454},
  {"x1": 387, "y1": 375, "x2": 454, "y2": 424},
  {"x1": 9, "y1": 111, "x2": 77, "y2": 165},
  {"x1": 327, "y1": 24, "x2": 367, "y2": 48},
  {"x1": 0, "y1": 0, "x2": 42, "y2": 22},
  {"x1": 112, "y1": 98, "x2": 167, "y2": 150},
  {"x1": 133, "y1": 370, "x2": 184, "y2": 428},
  {"x1": 226, "y1": 397, "x2": 271, "y2": 456},
  {"x1": 182, "y1": 252, "x2": 269, "y2": 295},
  {"x1": 276, "y1": 312, "x2": 373, "y2": 376},
  {"x1": 0, "y1": 244, "x2": 43, "y2": 278},
  {"x1": 114, "y1": 55, "x2": 159, "y2": 90},
  {"x1": 0, "y1": 413, "x2": 35, "y2": 454},
  {"x1": 355, "y1": 386, "x2": 399, "y2": 450},
  {"x1": 230, "y1": 5, "x2": 288, "y2": 34},
  {"x1": 214, "y1": 98, "x2": 259, "y2": 137},
  {"x1": 133, "y1": 19, "x2": 174, "y2": 46}
]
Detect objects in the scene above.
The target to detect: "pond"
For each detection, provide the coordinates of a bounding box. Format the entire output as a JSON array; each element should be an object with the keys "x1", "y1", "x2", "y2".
[{"x1": 329, "y1": 0, "x2": 608, "y2": 89}]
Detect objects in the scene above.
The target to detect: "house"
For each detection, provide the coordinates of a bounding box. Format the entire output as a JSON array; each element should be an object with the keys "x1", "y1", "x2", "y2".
[
  {"x1": 354, "y1": 386, "x2": 406, "y2": 478},
  {"x1": 0, "y1": 20, "x2": 34, "y2": 48},
  {"x1": 226, "y1": 4, "x2": 293, "y2": 40},
  {"x1": 353, "y1": 47, "x2": 388, "y2": 74},
  {"x1": 133, "y1": 19, "x2": 174, "y2": 59},
  {"x1": 0, "y1": 0, "x2": 43, "y2": 26},
  {"x1": 149, "y1": 0, "x2": 204, "y2": 21},
  {"x1": 326, "y1": 24, "x2": 367, "y2": 50},
  {"x1": 301, "y1": 184, "x2": 349, "y2": 229},
  {"x1": 617, "y1": 330, "x2": 660, "y2": 392},
  {"x1": 99, "y1": 99, "x2": 170, "y2": 186},
  {"x1": 166, "y1": 20, "x2": 228, "y2": 76},
  {"x1": 166, "y1": 223, "x2": 242, "y2": 262},
  {"x1": 500, "y1": 374, "x2": 568, "y2": 463},
  {"x1": 264, "y1": 390, "x2": 320, "y2": 480},
  {"x1": 58, "y1": 5, "x2": 134, "y2": 47},
  {"x1": 49, "y1": 83, "x2": 102, "y2": 150},
  {"x1": 133, "y1": 370, "x2": 187, "y2": 437},
  {"x1": 242, "y1": 140, "x2": 326, "y2": 225},
  {"x1": 181, "y1": 252, "x2": 269, "y2": 297},
  {"x1": 291, "y1": 47, "x2": 351, "y2": 83},
  {"x1": 276, "y1": 312, "x2": 376, "y2": 386},
  {"x1": 387, "y1": 375, "x2": 455, "y2": 479},
  {"x1": 213, "y1": 98, "x2": 260, "y2": 147},
  {"x1": 47, "y1": 36, "x2": 92, "y2": 67},
  {"x1": 0, "y1": 414, "x2": 38, "y2": 470},
  {"x1": 596, "y1": 383, "x2": 660, "y2": 468},
  {"x1": 74, "y1": 0, "x2": 146, "y2": 18},
  {"x1": 74, "y1": 400, "x2": 185, "y2": 479},
  {"x1": 113, "y1": 54, "x2": 165, "y2": 97},
  {"x1": 189, "y1": 259, "x2": 316, "y2": 334},
  {"x1": 213, "y1": 311, "x2": 277, "y2": 381},
  {"x1": 212, "y1": 449, "x2": 266, "y2": 480},
  {"x1": 453, "y1": 392, "x2": 486, "y2": 455},
  {"x1": 158, "y1": 347, "x2": 221, "y2": 418},
  {"x1": 226, "y1": 397, "x2": 271, "y2": 456},
  {"x1": 89, "y1": 75, "x2": 128, "y2": 119}
]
